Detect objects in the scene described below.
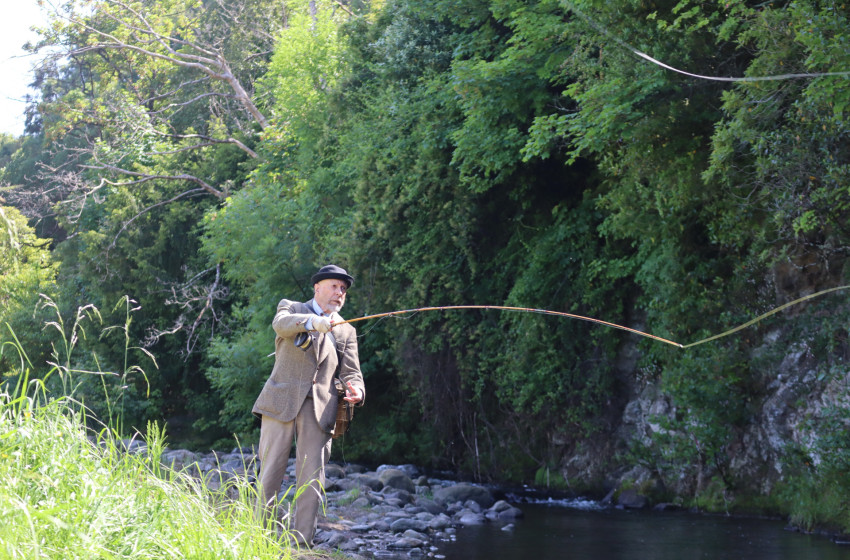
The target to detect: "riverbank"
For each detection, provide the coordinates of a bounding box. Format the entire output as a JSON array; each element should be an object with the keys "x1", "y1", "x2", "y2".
[
  {"x1": 149, "y1": 441, "x2": 850, "y2": 559},
  {"x1": 155, "y1": 445, "x2": 524, "y2": 559}
]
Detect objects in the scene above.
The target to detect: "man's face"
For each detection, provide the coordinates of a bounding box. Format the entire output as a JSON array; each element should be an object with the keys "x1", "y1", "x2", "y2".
[{"x1": 314, "y1": 278, "x2": 348, "y2": 314}]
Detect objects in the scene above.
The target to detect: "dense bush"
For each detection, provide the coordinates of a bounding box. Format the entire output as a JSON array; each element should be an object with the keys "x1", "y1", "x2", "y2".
[{"x1": 1, "y1": 0, "x2": 848, "y2": 522}]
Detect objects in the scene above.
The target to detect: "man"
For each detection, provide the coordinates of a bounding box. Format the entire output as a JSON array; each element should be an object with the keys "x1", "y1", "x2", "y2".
[{"x1": 253, "y1": 264, "x2": 365, "y2": 547}]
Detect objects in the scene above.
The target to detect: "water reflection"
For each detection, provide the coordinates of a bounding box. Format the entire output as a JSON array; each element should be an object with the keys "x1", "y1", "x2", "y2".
[{"x1": 438, "y1": 501, "x2": 850, "y2": 560}]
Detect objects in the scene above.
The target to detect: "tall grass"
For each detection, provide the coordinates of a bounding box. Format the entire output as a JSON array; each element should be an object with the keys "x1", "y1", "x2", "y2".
[{"x1": 0, "y1": 298, "x2": 300, "y2": 560}]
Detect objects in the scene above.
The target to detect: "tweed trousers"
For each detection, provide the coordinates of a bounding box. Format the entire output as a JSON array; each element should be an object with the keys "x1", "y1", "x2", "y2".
[{"x1": 255, "y1": 397, "x2": 332, "y2": 547}]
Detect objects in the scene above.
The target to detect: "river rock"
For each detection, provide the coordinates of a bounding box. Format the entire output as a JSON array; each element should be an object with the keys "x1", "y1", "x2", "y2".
[
  {"x1": 457, "y1": 512, "x2": 487, "y2": 525},
  {"x1": 326, "y1": 463, "x2": 347, "y2": 479},
  {"x1": 161, "y1": 448, "x2": 197, "y2": 469},
  {"x1": 119, "y1": 438, "x2": 147, "y2": 454},
  {"x1": 351, "y1": 496, "x2": 372, "y2": 508},
  {"x1": 353, "y1": 473, "x2": 384, "y2": 491},
  {"x1": 617, "y1": 488, "x2": 649, "y2": 509},
  {"x1": 486, "y1": 500, "x2": 524, "y2": 520},
  {"x1": 379, "y1": 468, "x2": 416, "y2": 493},
  {"x1": 390, "y1": 517, "x2": 430, "y2": 532},
  {"x1": 414, "y1": 496, "x2": 443, "y2": 514},
  {"x1": 318, "y1": 530, "x2": 347, "y2": 548},
  {"x1": 433, "y1": 483, "x2": 495, "y2": 508},
  {"x1": 402, "y1": 529, "x2": 430, "y2": 542},
  {"x1": 498, "y1": 506, "x2": 524, "y2": 520},
  {"x1": 388, "y1": 536, "x2": 424, "y2": 549},
  {"x1": 428, "y1": 513, "x2": 453, "y2": 530},
  {"x1": 378, "y1": 464, "x2": 420, "y2": 477},
  {"x1": 382, "y1": 486, "x2": 414, "y2": 504}
]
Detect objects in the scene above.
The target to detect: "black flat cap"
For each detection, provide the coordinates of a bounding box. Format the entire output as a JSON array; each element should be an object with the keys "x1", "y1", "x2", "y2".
[{"x1": 311, "y1": 264, "x2": 354, "y2": 288}]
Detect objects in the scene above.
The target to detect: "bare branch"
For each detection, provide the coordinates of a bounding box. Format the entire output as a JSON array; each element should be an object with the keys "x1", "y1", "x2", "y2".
[
  {"x1": 58, "y1": 0, "x2": 270, "y2": 129},
  {"x1": 144, "y1": 262, "x2": 230, "y2": 357},
  {"x1": 245, "y1": 50, "x2": 274, "y2": 62},
  {"x1": 148, "y1": 131, "x2": 259, "y2": 159},
  {"x1": 79, "y1": 163, "x2": 226, "y2": 198},
  {"x1": 103, "y1": 0, "x2": 221, "y2": 61},
  {"x1": 186, "y1": 262, "x2": 224, "y2": 354},
  {"x1": 143, "y1": 77, "x2": 210, "y2": 102},
  {"x1": 107, "y1": 187, "x2": 207, "y2": 253},
  {"x1": 147, "y1": 91, "x2": 238, "y2": 114},
  {"x1": 332, "y1": 0, "x2": 354, "y2": 17}
]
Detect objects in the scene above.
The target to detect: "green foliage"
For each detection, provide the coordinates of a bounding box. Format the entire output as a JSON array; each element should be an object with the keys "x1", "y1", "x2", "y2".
[
  {"x1": 262, "y1": 0, "x2": 347, "y2": 142},
  {"x1": 203, "y1": 315, "x2": 273, "y2": 438},
  {"x1": 1, "y1": 295, "x2": 159, "y2": 436},
  {"x1": 779, "y1": 404, "x2": 850, "y2": 534},
  {"x1": 198, "y1": 0, "x2": 850, "y2": 491},
  {"x1": 0, "y1": 134, "x2": 19, "y2": 167},
  {"x1": 4, "y1": 0, "x2": 850, "y2": 519},
  {"x1": 649, "y1": 345, "x2": 753, "y2": 488},
  {"x1": 704, "y1": 2, "x2": 850, "y2": 252},
  {"x1": 5, "y1": 0, "x2": 288, "y2": 439},
  {"x1": 0, "y1": 206, "x2": 55, "y2": 304},
  {"x1": 691, "y1": 476, "x2": 731, "y2": 514},
  {"x1": 534, "y1": 464, "x2": 569, "y2": 490},
  {"x1": 0, "y1": 306, "x2": 283, "y2": 558},
  {"x1": 0, "y1": 393, "x2": 288, "y2": 559},
  {"x1": 0, "y1": 206, "x2": 57, "y2": 376}
]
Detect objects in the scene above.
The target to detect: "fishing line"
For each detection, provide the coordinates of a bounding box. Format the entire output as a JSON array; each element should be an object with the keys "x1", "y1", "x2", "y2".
[
  {"x1": 333, "y1": 285, "x2": 850, "y2": 349},
  {"x1": 561, "y1": 0, "x2": 850, "y2": 83},
  {"x1": 354, "y1": 309, "x2": 424, "y2": 339},
  {"x1": 680, "y1": 284, "x2": 850, "y2": 348}
]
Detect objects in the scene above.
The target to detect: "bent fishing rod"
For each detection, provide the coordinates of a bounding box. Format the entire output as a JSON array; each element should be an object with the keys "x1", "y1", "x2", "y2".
[
  {"x1": 329, "y1": 285, "x2": 850, "y2": 350},
  {"x1": 334, "y1": 304, "x2": 683, "y2": 347}
]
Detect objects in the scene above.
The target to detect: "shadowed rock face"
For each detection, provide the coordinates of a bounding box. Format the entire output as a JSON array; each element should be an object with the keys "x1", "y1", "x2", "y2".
[{"x1": 565, "y1": 301, "x2": 842, "y2": 507}]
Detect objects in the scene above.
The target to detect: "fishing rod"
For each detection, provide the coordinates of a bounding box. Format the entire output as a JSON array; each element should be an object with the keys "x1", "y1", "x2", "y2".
[
  {"x1": 330, "y1": 285, "x2": 850, "y2": 349},
  {"x1": 335, "y1": 305, "x2": 683, "y2": 347}
]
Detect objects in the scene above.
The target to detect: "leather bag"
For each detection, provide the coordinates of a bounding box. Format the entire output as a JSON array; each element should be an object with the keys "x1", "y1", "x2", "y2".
[{"x1": 332, "y1": 378, "x2": 354, "y2": 438}]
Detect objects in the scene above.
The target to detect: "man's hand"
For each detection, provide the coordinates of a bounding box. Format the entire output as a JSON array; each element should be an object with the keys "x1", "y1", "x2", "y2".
[
  {"x1": 344, "y1": 381, "x2": 362, "y2": 403},
  {"x1": 313, "y1": 316, "x2": 332, "y2": 333}
]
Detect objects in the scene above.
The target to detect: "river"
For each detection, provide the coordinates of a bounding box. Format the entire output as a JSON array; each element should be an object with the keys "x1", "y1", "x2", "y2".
[{"x1": 437, "y1": 498, "x2": 850, "y2": 560}]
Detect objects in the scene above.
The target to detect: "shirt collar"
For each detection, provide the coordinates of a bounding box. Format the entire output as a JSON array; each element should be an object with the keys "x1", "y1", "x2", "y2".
[{"x1": 311, "y1": 299, "x2": 325, "y2": 316}]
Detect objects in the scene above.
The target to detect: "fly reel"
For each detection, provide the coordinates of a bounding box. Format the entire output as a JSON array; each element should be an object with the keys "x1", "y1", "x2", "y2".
[{"x1": 294, "y1": 331, "x2": 312, "y2": 350}]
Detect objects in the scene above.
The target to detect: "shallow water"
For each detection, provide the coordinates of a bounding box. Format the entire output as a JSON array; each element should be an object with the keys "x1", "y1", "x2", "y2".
[{"x1": 438, "y1": 499, "x2": 850, "y2": 560}]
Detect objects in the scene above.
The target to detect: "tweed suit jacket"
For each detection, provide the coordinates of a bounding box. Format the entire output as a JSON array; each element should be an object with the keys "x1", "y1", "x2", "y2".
[{"x1": 252, "y1": 298, "x2": 365, "y2": 434}]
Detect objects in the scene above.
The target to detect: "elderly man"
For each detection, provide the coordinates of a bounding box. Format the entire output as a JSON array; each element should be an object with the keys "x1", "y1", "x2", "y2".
[{"x1": 253, "y1": 264, "x2": 365, "y2": 547}]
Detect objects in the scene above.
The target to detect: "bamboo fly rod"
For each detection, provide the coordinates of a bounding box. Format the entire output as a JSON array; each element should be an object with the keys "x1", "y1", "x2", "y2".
[{"x1": 330, "y1": 284, "x2": 850, "y2": 349}]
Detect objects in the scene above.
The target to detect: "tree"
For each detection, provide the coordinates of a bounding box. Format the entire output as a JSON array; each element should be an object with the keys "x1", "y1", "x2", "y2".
[
  {"x1": 16, "y1": 0, "x2": 282, "y2": 215},
  {"x1": 199, "y1": 0, "x2": 356, "y2": 437},
  {"x1": 0, "y1": 205, "x2": 57, "y2": 378},
  {"x1": 2, "y1": 0, "x2": 296, "y2": 440}
]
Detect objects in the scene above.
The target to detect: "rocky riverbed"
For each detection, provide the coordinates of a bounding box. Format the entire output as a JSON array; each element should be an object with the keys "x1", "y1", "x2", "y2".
[{"x1": 150, "y1": 443, "x2": 525, "y2": 559}]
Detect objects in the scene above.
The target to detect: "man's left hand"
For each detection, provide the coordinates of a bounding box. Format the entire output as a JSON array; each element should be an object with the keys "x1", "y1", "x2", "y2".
[{"x1": 344, "y1": 381, "x2": 362, "y2": 403}]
